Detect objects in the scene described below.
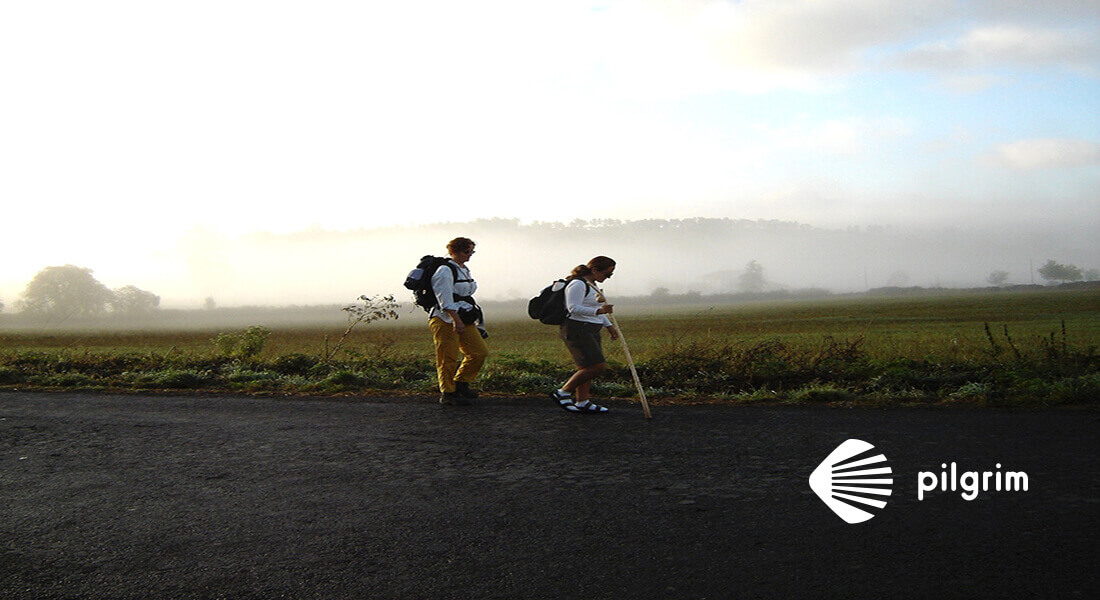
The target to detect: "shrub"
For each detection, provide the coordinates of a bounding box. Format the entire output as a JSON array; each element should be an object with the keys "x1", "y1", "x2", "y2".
[
  {"x1": 480, "y1": 355, "x2": 570, "y2": 393},
  {"x1": 28, "y1": 373, "x2": 99, "y2": 388},
  {"x1": 318, "y1": 370, "x2": 365, "y2": 392},
  {"x1": 1045, "y1": 374, "x2": 1100, "y2": 406},
  {"x1": 213, "y1": 326, "x2": 271, "y2": 360},
  {"x1": 322, "y1": 294, "x2": 400, "y2": 363},
  {"x1": 949, "y1": 382, "x2": 991, "y2": 403},
  {"x1": 225, "y1": 369, "x2": 280, "y2": 384},
  {"x1": 131, "y1": 369, "x2": 210, "y2": 389},
  {"x1": 733, "y1": 387, "x2": 783, "y2": 403},
  {"x1": 0, "y1": 367, "x2": 25, "y2": 385},
  {"x1": 269, "y1": 353, "x2": 319, "y2": 376},
  {"x1": 789, "y1": 383, "x2": 857, "y2": 404}
]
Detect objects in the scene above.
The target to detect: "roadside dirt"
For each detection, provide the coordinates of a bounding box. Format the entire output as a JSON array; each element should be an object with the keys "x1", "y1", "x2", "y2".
[{"x1": 1, "y1": 392, "x2": 1097, "y2": 599}]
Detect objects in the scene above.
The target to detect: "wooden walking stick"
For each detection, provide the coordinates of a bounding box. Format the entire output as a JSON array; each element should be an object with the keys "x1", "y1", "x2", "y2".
[{"x1": 597, "y1": 286, "x2": 651, "y2": 419}]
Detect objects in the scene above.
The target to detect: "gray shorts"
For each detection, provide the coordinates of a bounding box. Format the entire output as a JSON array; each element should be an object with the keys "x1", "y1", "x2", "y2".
[{"x1": 560, "y1": 319, "x2": 605, "y2": 367}]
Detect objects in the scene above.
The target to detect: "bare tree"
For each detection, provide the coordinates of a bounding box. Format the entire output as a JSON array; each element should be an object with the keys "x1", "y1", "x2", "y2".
[
  {"x1": 321, "y1": 294, "x2": 400, "y2": 363},
  {"x1": 987, "y1": 270, "x2": 1009, "y2": 287}
]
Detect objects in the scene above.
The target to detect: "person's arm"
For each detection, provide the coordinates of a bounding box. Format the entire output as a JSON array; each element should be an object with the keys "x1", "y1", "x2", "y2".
[
  {"x1": 431, "y1": 265, "x2": 465, "y2": 331},
  {"x1": 596, "y1": 290, "x2": 614, "y2": 330},
  {"x1": 565, "y1": 280, "x2": 599, "y2": 318}
]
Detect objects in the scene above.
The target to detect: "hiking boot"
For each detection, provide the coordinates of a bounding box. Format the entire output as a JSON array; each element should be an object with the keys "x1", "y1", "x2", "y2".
[
  {"x1": 455, "y1": 382, "x2": 479, "y2": 399},
  {"x1": 439, "y1": 391, "x2": 471, "y2": 406}
]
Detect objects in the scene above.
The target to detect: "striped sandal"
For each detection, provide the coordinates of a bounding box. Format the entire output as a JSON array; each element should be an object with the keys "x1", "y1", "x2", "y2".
[
  {"x1": 572, "y1": 400, "x2": 609, "y2": 414},
  {"x1": 551, "y1": 389, "x2": 580, "y2": 412}
]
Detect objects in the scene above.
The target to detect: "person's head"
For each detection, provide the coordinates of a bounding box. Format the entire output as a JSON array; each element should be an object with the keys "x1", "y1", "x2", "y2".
[
  {"x1": 446, "y1": 237, "x2": 476, "y2": 262},
  {"x1": 570, "y1": 256, "x2": 616, "y2": 283}
]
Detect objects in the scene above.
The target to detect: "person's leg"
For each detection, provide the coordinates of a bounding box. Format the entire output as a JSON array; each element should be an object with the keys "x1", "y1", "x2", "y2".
[
  {"x1": 560, "y1": 365, "x2": 609, "y2": 412},
  {"x1": 429, "y1": 317, "x2": 459, "y2": 393},
  {"x1": 562, "y1": 362, "x2": 606, "y2": 397},
  {"x1": 554, "y1": 321, "x2": 609, "y2": 411},
  {"x1": 575, "y1": 381, "x2": 591, "y2": 402},
  {"x1": 454, "y1": 325, "x2": 489, "y2": 385}
]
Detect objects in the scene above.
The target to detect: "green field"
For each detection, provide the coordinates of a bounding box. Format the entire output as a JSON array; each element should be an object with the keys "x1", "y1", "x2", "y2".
[{"x1": 2, "y1": 289, "x2": 1098, "y2": 407}]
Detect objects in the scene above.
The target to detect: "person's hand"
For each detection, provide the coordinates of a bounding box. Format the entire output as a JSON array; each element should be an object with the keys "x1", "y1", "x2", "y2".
[
  {"x1": 447, "y1": 311, "x2": 465, "y2": 333},
  {"x1": 607, "y1": 326, "x2": 619, "y2": 341},
  {"x1": 597, "y1": 304, "x2": 614, "y2": 315}
]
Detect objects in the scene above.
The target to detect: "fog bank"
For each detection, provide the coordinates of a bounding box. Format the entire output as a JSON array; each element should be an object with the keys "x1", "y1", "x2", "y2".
[{"x1": 2, "y1": 218, "x2": 1096, "y2": 310}]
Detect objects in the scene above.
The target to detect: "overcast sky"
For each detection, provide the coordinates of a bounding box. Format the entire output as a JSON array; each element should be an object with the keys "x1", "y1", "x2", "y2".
[{"x1": 1, "y1": 1, "x2": 1098, "y2": 304}]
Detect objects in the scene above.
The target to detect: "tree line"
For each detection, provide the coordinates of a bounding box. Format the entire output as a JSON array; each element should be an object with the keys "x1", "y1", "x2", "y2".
[{"x1": 2, "y1": 257, "x2": 1097, "y2": 319}]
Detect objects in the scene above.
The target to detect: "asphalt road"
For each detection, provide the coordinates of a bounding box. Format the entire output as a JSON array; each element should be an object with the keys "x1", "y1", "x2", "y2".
[{"x1": 1, "y1": 392, "x2": 1097, "y2": 599}]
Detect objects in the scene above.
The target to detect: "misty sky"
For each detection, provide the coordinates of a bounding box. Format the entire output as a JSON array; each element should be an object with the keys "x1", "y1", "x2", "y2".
[{"x1": 2, "y1": 1, "x2": 1098, "y2": 306}]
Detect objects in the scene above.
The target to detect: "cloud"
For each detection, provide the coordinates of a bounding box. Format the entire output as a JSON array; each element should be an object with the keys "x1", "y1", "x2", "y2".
[
  {"x1": 588, "y1": 0, "x2": 1100, "y2": 95},
  {"x1": 586, "y1": 1, "x2": 1100, "y2": 97},
  {"x1": 938, "y1": 73, "x2": 1004, "y2": 93},
  {"x1": 584, "y1": 0, "x2": 959, "y2": 94},
  {"x1": 970, "y1": 1, "x2": 1100, "y2": 24},
  {"x1": 983, "y1": 139, "x2": 1100, "y2": 170},
  {"x1": 708, "y1": 0, "x2": 951, "y2": 70},
  {"x1": 894, "y1": 25, "x2": 1100, "y2": 74}
]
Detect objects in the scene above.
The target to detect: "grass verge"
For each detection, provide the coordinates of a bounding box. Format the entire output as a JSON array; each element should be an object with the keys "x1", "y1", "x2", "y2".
[{"x1": 2, "y1": 290, "x2": 1097, "y2": 407}]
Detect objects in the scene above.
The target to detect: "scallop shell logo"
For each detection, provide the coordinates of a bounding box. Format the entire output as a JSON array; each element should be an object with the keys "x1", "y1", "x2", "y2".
[{"x1": 809, "y1": 439, "x2": 893, "y2": 524}]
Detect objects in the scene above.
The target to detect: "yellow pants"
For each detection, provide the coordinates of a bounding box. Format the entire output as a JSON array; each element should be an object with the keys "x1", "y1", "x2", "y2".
[{"x1": 429, "y1": 317, "x2": 489, "y2": 393}]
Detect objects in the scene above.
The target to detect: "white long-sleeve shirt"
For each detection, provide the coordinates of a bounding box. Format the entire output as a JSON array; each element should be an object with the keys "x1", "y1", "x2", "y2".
[
  {"x1": 429, "y1": 260, "x2": 477, "y2": 324},
  {"x1": 565, "y1": 278, "x2": 611, "y2": 327}
]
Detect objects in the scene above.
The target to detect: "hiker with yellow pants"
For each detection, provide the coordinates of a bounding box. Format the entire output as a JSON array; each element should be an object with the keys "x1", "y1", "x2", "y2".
[{"x1": 426, "y1": 237, "x2": 488, "y2": 405}]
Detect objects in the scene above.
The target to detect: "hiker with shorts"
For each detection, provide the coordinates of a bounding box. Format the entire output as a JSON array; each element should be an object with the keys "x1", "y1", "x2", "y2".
[
  {"x1": 550, "y1": 256, "x2": 618, "y2": 413},
  {"x1": 428, "y1": 237, "x2": 489, "y2": 406}
]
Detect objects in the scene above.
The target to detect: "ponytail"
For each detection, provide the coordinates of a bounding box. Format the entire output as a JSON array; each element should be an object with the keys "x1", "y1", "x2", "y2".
[
  {"x1": 567, "y1": 264, "x2": 592, "y2": 281},
  {"x1": 566, "y1": 256, "x2": 616, "y2": 281}
]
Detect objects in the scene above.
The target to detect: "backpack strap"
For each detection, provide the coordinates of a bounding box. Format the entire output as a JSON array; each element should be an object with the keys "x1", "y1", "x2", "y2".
[
  {"x1": 437, "y1": 260, "x2": 476, "y2": 306},
  {"x1": 566, "y1": 277, "x2": 592, "y2": 297},
  {"x1": 440, "y1": 260, "x2": 474, "y2": 283}
]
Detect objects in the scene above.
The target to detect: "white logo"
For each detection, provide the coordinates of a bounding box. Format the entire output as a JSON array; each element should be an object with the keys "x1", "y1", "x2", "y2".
[
  {"x1": 918, "y1": 463, "x2": 1029, "y2": 501},
  {"x1": 809, "y1": 439, "x2": 893, "y2": 524}
]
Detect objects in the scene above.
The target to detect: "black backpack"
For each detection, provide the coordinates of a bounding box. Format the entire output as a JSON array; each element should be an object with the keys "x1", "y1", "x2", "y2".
[
  {"x1": 528, "y1": 279, "x2": 589, "y2": 325},
  {"x1": 404, "y1": 255, "x2": 462, "y2": 312}
]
